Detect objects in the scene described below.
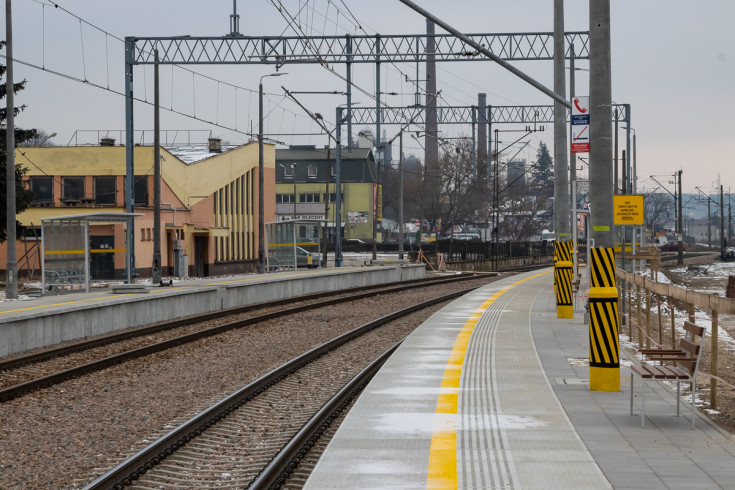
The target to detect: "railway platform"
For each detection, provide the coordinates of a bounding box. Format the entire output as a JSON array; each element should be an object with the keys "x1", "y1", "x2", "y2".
[
  {"x1": 305, "y1": 269, "x2": 735, "y2": 489},
  {"x1": 0, "y1": 264, "x2": 424, "y2": 357}
]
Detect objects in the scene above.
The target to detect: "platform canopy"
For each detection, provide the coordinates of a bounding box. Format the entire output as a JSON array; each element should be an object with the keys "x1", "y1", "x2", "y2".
[
  {"x1": 40, "y1": 212, "x2": 143, "y2": 293},
  {"x1": 265, "y1": 219, "x2": 322, "y2": 272}
]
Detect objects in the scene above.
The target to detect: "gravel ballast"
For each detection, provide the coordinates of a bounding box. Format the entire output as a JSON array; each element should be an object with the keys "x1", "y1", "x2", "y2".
[{"x1": 0, "y1": 274, "x2": 502, "y2": 489}]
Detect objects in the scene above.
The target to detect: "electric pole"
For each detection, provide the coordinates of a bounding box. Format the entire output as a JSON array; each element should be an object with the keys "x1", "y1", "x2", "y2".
[
  {"x1": 5, "y1": 0, "x2": 18, "y2": 299},
  {"x1": 153, "y1": 50, "x2": 162, "y2": 284},
  {"x1": 678, "y1": 170, "x2": 683, "y2": 265},
  {"x1": 721, "y1": 185, "x2": 726, "y2": 258},
  {"x1": 553, "y1": 0, "x2": 570, "y2": 243},
  {"x1": 589, "y1": 0, "x2": 614, "y2": 248}
]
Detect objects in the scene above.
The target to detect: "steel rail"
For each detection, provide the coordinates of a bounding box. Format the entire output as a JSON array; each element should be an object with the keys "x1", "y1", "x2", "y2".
[
  {"x1": 84, "y1": 288, "x2": 472, "y2": 489},
  {"x1": 0, "y1": 275, "x2": 480, "y2": 403},
  {"x1": 248, "y1": 343, "x2": 400, "y2": 489}
]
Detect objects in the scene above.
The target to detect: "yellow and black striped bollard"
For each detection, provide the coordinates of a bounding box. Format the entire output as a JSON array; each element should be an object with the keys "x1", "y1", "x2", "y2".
[{"x1": 589, "y1": 248, "x2": 620, "y2": 391}]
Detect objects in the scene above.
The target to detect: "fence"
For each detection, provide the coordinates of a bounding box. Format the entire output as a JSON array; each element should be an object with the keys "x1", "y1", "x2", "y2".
[
  {"x1": 436, "y1": 240, "x2": 556, "y2": 262},
  {"x1": 616, "y1": 268, "x2": 735, "y2": 410}
]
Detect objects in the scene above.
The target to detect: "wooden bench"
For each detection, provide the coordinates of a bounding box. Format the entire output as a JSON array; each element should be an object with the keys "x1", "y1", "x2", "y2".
[{"x1": 629, "y1": 321, "x2": 706, "y2": 428}]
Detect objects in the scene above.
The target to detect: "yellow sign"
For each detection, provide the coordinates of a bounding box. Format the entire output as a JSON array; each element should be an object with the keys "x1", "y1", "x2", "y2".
[{"x1": 613, "y1": 195, "x2": 644, "y2": 225}]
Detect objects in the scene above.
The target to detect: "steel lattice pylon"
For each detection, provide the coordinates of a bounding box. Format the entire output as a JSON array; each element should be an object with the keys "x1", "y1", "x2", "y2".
[
  {"x1": 347, "y1": 104, "x2": 628, "y2": 126},
  {"x1": 127, "y1": 32, "x2": 589, "y2": 65}
]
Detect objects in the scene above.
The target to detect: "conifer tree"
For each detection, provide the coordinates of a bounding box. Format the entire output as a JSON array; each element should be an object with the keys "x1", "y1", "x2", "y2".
[{"x1": 0, "y1": 42, "x2": 36, "y2": 243}]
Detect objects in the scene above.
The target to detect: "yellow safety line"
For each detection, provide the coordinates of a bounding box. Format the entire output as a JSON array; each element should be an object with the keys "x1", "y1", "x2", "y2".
[
  {"x1": 427, "y1": 270, "x2": 550, "y2": 489},
  {"x1": 44, "y1": 249, "x2": 127, "y2": 254}
]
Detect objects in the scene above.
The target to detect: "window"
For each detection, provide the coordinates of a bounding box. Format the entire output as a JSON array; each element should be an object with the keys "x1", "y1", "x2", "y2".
[
  {"x1": 299, "y1": 193, "x2": 320, "y2": 203},
  {"x1": 62, "y1": 176, "x2": 84, "y2": 200},
  {"x1": 324, "y1": 193, "x2": 344, "y2": 203},
  {"x1": 94, "y1": 176, "x2": 116, "y2": 205},
  {"x1": 307, "y1": 164, "x2": 317, "y2": 178},
  {"x1": 283, "y1": 164, "x2": 295, "y2": 178},
  {"x1": 330, "y1": 165, "x2": 336, "y2": 177},
  {"x1": 134, "y1": 176, "x2": 148, "y2": 206},
  {"x1": 29, "y1": 176, "x2": 53, "y2": 202},
  {"x1": 276, "y1": 194, "x2": 295, "y2": 203}
]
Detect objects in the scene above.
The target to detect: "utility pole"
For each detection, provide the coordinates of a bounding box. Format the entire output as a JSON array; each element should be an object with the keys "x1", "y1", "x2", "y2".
[
  {"x1": 478, "y1": 93, "x2": 488, "y2": 180},
  {"x1": 589, "y1": 0, "x2": 614, "y2": 248},
  {"x1": 613, "y1": 108, "x2": 618, "y2": 194},
  {"x1": 425, "y1": 19, "x2": 439, "y2": 242},
  {"x1": 708, "y1": 196, "x2": 712, "y2": 249},
  {"x1": 258, "y1": 79, "x2": 266, "y2": 273},
  {"x1": 553, "y1": 0, "x2": 570, "y2": 243},
  {"x1": 323, "y1": 147, "x2": 331, "y2": 267},
  {"x1": 721, "y1": 185, "x2": 726, "y2": 258},
  {"x1": 678, "y1": 170, "x2": 683, "y2": 265},
  {"x1": 153, "y1": 50, "x2": 162, "y2": 284},
  {"x1": 399, "y1": 131, "x2": 405, "y2": 260},
  {"x1": 5, "y1": 0, "x2": 18, "y2": 299},
  {"x1": 569, "y1": 43, "x2": 577, "y2": 258}
]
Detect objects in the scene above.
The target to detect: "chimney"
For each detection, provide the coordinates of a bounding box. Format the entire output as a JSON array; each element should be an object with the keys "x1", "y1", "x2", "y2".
[
  {"x1": 100, "y1": 138, "x2": 116, "y2": 147},
  {"x1": 208, "y1": 137, "x2": 222, "y2": 153}
]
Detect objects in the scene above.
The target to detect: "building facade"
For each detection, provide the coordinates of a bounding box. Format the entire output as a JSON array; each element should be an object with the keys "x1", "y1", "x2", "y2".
[
  {"x1": 4, "y1": 140, "x2": 274, "y2": 280},
  {"x1": 275, "y1": 146, "x2": 380, "y2": 242}
]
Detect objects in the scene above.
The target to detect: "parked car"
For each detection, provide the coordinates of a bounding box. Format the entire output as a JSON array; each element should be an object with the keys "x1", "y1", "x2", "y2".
[
  {"x1": 659, "y1": 242, "x2": 685, "y2": 252},
  {"x1": 296, "y1": 246, "x2": 322, "y2": 268}
]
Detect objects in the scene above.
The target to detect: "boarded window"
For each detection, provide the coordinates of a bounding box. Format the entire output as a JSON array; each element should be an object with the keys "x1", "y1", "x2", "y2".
[
  {"x1": 62, "y1": 176, "x2": 84, "y2": 200},
  {"x1": 94, "y1": 176, "x2": 116, "y2": 205}
]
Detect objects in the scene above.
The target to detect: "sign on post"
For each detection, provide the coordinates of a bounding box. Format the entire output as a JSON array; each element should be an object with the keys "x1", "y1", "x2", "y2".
[
  {"x1": 571, "y1": 96, "x2": 590, "y2": 153},
  {"x1": 613, "y1": 195, "x2": 644, "y2": 225}
]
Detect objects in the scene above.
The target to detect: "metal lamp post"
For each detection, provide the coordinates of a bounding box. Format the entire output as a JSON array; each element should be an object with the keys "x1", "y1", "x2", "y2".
[{"x1": 258, "y1": 73, "x2": 287, "y2": 274}]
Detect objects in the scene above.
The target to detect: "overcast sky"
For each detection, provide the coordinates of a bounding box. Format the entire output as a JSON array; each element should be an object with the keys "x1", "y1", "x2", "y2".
[{"x1": 2, "y1": 0, "x2": 734, "y2": 196}]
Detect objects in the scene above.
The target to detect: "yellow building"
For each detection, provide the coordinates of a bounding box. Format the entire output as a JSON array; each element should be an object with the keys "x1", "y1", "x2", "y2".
[
  {"x1": 4, "y1": 139, "x2": 274, "y2": 280},
  {"x1": 275, "y1": 146, "x2": 380, "y2": 243}
]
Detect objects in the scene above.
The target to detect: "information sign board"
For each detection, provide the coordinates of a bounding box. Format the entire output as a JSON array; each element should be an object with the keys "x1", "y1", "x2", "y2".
[{"x1": 613, "y1": 195, "x2": 644, "y2": 225}]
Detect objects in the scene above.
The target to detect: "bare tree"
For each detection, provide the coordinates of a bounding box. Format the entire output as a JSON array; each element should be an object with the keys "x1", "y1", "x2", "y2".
[
  {"x1": 435, "y1": 138, "x2": 485, "y2": 236},
  {"x1": 500, "y1": 188, "x2": 551, "y2": 241},
  {"x1": 19, "y1": 129, "x2": 55, "y2": 147},
  {"x1": 644, "y1": 192, "x2": 674, "y2": 236}
]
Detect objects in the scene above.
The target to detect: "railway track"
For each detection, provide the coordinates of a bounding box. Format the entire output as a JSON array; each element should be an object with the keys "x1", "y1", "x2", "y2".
[
  {"x1": 0, "y1": 274, "x2": 487, "y2": 403},
  {"x1": 84, "y1": 289, "x2": 470, "y2": 489}
]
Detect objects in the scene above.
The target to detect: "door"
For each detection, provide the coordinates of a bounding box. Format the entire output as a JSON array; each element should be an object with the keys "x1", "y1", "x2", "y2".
[
  {"x1": 90, "y1": 235, "x2": 115, "y2": 279},
  {"x1": 194, "y1": 236, "x2": 208, "y2": 277}
]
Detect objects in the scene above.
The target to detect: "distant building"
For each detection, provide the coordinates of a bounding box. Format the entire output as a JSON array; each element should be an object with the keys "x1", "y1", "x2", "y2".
[
  {"x1": 4, "y1": 139, "x2": 273, "y2": 279},
  {"x1": 507, "y1": 159, "x2": 526, "y2": 194},
  {"x1": 688, "y1": 217, "x2": 721, "y2": 246},
  {"x1": 275, "y1": 146, "x2": 379, "y2": 242}
]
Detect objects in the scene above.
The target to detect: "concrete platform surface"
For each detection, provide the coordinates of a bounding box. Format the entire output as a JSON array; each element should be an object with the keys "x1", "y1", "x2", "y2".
[
  {"x1": 305, "y1": 269, "x2": 735, "y2": 489},
  {"x1": 0, "y1": 264, "x2": 424, "y2": 357}
]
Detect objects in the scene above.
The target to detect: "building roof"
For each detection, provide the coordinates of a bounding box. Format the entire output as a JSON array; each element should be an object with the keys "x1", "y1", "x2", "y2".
[
  {"x1": 166, "y1": 145, "x2": 241, "y2": 164},
  {"x1": 276, "y1": 146, "x2": 373, "y2": 162},
  {"x1": 275, "y1": 146, "x2": 378, "y2": 184}
]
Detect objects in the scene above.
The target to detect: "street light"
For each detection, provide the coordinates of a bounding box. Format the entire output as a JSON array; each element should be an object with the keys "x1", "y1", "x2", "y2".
[{"x1": 259, "y1": 72, "x2": 287, "y2": 274}]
